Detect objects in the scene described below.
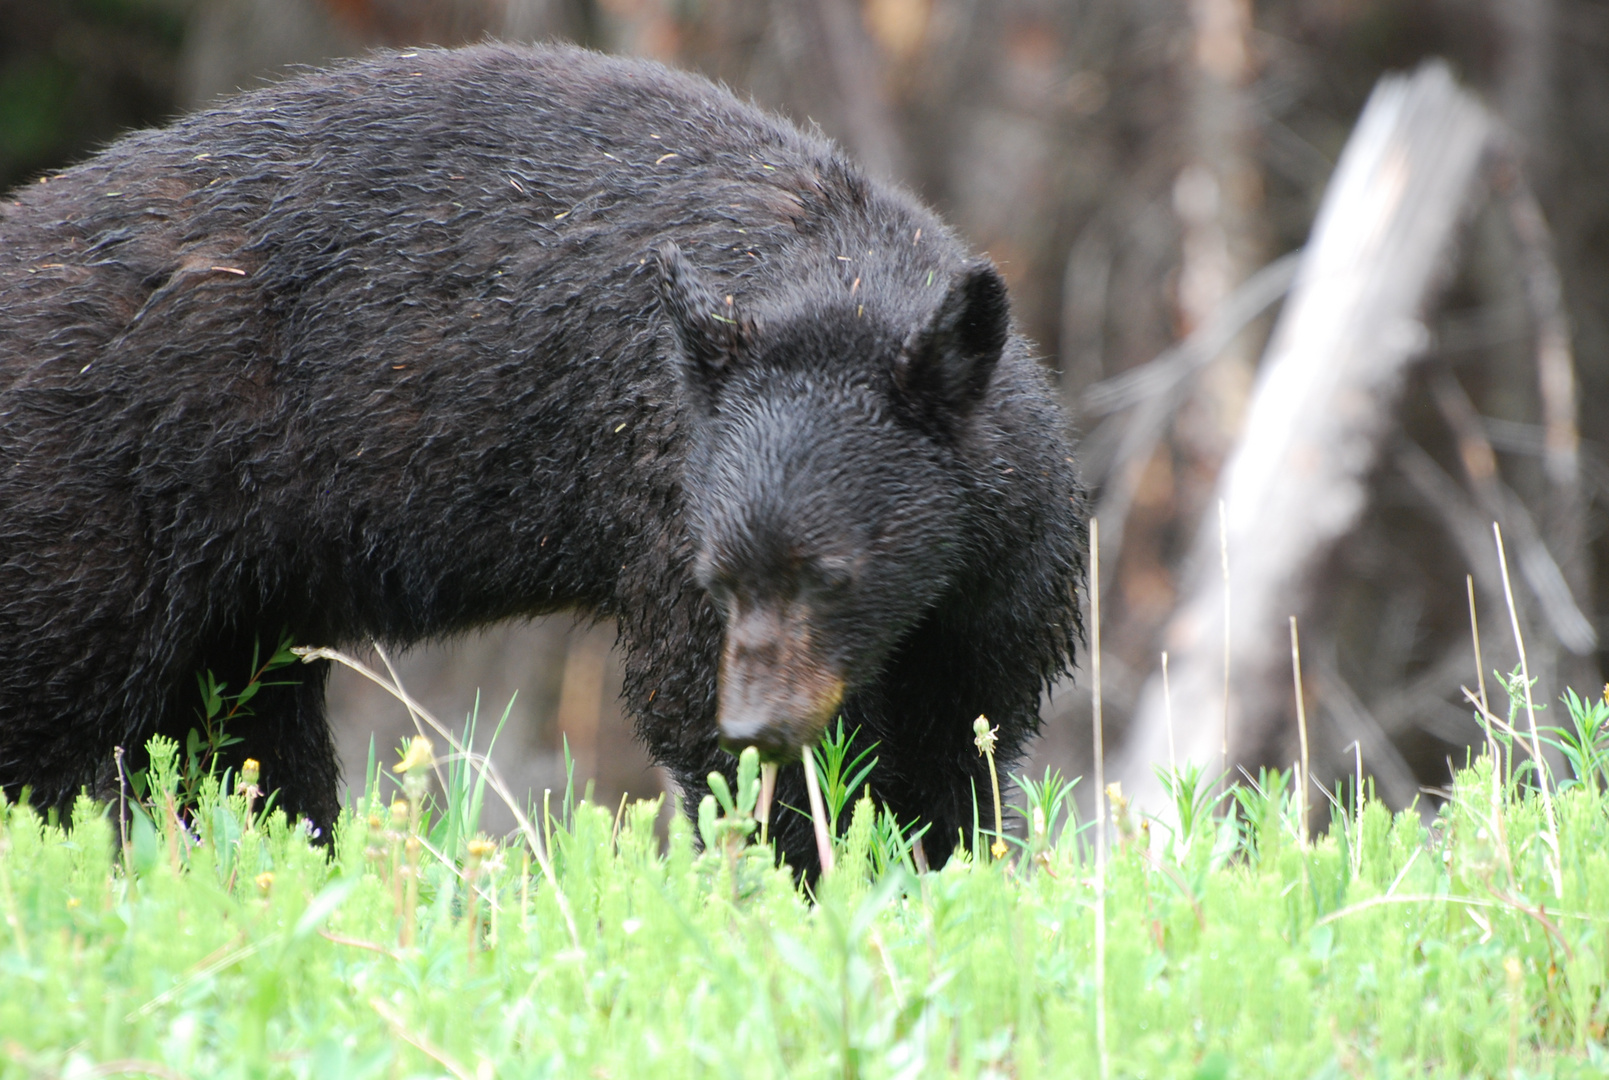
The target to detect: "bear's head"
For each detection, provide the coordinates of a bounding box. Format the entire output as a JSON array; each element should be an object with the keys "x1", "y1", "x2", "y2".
[{"x1": 654, "y1": 242, "x2": 1010, "y2": 760}]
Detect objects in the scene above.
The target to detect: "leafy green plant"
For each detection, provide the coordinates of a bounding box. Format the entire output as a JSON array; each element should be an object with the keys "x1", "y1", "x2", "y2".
[
  {"x1": 1491, "y1": 663, "x2": 1548, "y2": 791},
  {"x1": 700, "y1": 745, "x2": 763, "y2": 854},
  {"x1": 432, "y1": 691, "x2": 514, "y2": 861},
  {"x1": 1231, "y1": 764, "x2": 1295, "y2": 866},
  {"x1": 1153, "y1": 759, "x2": 1231, "y2": 859},
  {"x1": 807, "y1": 718, "x2": 879, "y2": 836},
  {"x1": 153, "y1": 634, "x2": 299, "y2": 812},
  {"x1": 866, "y1": 804, "x2": 930, "y2": 878},
  {"x1": 1541, "y1": 687, "x2": 1609, "y2": 792},
  {"x1": 1009, "y1": 766, "x2": 1079, "y2": 869}
]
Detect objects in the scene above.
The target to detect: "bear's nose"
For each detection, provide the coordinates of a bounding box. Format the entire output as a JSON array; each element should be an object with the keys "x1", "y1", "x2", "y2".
[
  {"x1": 716, "y1": 603, "x2": 844, "y2": 759},
  {"x1": 716, "y1": 714, "x2": 801, "y2": 761}
]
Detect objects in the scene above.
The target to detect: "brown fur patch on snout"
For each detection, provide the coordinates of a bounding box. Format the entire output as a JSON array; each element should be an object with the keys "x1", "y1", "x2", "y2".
[{"x1": 717, "y1": 601, "x2": 845, "y2": 760}]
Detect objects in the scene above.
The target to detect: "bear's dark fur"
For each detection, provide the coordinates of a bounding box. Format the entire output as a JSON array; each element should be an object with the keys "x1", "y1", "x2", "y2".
[{"x1": 0, "y1": 43, "x2": 1083, "y2": 872}]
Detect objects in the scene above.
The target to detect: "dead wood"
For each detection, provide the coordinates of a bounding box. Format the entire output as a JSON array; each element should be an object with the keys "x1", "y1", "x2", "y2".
[{"x1": 1112, "y1": 64, "x2": 1495, "y2": 815}]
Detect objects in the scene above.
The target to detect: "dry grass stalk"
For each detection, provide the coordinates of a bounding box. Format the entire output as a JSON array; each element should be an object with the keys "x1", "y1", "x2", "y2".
[
  {"x1": 757, "y1": 762, "x2": 778, "y2": 846},
  {"x1": 1351, "y1": 740, "x2": 1364, "y2": 882},
  {"x1": 1090, "y1": 516, "x2": 1110, "y2": 1080},
  {"x1": 370, "y1": 996, "x2": 476, "y2": 1080},
  {"x1": 1162, "y1": 651, "x2": 1177, "y2": 778},
  {"x1": 1491, "y1": 522, "x2": 1562, "y2": 899},
  {"x1": 1219, "y1": 499, "x2": 1231, "y2": 783},
  {"x1": 1467, "y1": 574, "x2": 1512, "y2": 878},
  {"x1": 801, "y1": 744, "x2": 836, "y2": 874},
  {"x1": 292, "y1": 644, "x2": 582, "y2": 948},
  {"x1": 1467, "y1": 575, "x2": 1499, "y2": 775},
  {"x1": 1290, "y1": 616, "x2": 1310, "y2": 843}
]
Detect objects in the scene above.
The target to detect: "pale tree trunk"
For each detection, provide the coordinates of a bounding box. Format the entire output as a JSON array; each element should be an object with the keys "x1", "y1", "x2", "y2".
[{"x1": 1112, "y1": 65, "x2": 1495, "y2": 815}]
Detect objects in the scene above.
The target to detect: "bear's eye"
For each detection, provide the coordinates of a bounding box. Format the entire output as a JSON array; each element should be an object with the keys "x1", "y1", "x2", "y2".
[
  {"x1": 705, "y1": 574, "x2": 737, "y2": 606},
  {"x1": 809, "y1": 557, "x2": 855, "y2": 595},
  {"x1": 695, "y1": 557, "x2": 738, "y2": 610}
]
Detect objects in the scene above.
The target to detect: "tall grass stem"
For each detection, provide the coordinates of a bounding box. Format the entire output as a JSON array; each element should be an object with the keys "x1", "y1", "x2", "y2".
[
  {"x1": 1090, "y1": 517, "x2": 1109, "y2": 1080},
  {"x1": 1290, "y1": 616, "x2": 1309, "y2": 844},
  {"x1": 757, "y1": 762, "x2": 777, "y2": 847},
  {"x1": 1351, "y1": 741, "x2": 1364, "y2": 881},
  {"x1": 1492, "y1": 523, "x2": 1562, "y2": 898},
  {"x1": 291, "y1": 645, "x2": 581, "y2": 947},
  {"x1": 1467, "y1": 574, "x2": 1508, "y2": 867},
  {"x1": 801, "y1": 745, "x2": 835, "y2": 874},
  {"x1": 1219, "y1": 500, "x2": 1231, "y2": 785},
  {"x1": 1162, "y1": 651, "x2": 1177, "y2": 780}
]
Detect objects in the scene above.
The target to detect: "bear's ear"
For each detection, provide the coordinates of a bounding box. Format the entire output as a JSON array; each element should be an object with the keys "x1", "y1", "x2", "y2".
[
  {"x1": 893, "y1": 262, "x2": 1010, "y2": 417},
  {"x1": 654, "y1": 242, "x2": 748, "y2": 410}
]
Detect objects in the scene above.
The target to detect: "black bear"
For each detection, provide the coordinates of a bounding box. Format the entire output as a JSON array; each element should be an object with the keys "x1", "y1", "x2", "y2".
[{"x1": 0, "y1": 43, "x2": 1083, "y2": 873}]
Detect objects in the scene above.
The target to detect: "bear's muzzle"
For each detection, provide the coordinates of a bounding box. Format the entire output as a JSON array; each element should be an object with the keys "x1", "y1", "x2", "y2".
[{"x1": 716, "y1": 602, "x2": 845, "y2": 760}]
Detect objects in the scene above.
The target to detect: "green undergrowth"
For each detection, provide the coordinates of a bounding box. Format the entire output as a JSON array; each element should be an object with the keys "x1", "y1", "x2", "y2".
[{"x1": 2, "y1": 695, "x2": 1609, "y2": 1079}]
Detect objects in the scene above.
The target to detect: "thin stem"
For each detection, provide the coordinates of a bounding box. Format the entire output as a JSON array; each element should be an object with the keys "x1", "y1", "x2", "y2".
[
  {"x1": 1162, "y1": 651, "x2": 1177, "y2": 780},
  {"x1": 290, "y1": 645, "x2": 581, "y2": 949},
  {"x1": 1290, "y1": 616, "x2": 1310, "y2": 845},
  {"x1": 801, "y1": 745, "x2": 836, "y2": 874},
  {"x1": 1090, "y1": 517, "x2": 1109, "y2": 1080},
  {"x1": 1219, "y1": 500, "x2": 1231, "y2": 784},
  {"x1": 985, "y1": 744, "x2": 1006, "y2": 861},
  {"x1": 1351, "y1": 740, "x2": 1364, "y2": 882},
  {"x1": 757, "y1": 762, "x2": 777, "y2": 847},
  {"x1": 1493, "y1": 522, "x2": 1562, "y2": 899},
  {"x1": 1467, "y1": 574, "x2": 1509, "y2": 872}
]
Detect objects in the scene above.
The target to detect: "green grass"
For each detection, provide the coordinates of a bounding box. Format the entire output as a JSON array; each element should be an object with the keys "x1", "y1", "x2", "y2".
[{"x1": 2, "y1": 704, "x2": 1609, "y2": 1079}]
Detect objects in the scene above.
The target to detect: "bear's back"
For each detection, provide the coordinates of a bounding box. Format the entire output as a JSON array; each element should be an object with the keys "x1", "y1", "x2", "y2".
[{"x1": 0, "y1": 44, "x2": 952, "y2": 406}]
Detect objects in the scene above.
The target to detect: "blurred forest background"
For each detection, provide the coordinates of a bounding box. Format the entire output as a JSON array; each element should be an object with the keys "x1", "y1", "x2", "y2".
[{"x1": 4, "y1": 0, "x2": 1606, "y2": 830}]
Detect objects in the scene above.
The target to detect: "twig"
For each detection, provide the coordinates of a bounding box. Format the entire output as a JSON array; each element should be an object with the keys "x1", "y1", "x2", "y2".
[
  {"x1": 1460, "y1": 686, "x2": 1540, "y2": 757},
  {"x1": 114, "y1": 745, "x2": 130, "y2": 870},
  {"x1": 1311, "y1": 658, "x2": 1420, "y2": 809},
  {"x1": 1486, "y1": 884, "x2": 1574, "y2": 963},
  {"x1": 128, "y1": 938, "x2": 270, "y2": 1020},
  {"x1": 319, "y1": 929, "x2": 400, "y2": 958},
  {"x1": 1385, "y1": 846, "x2": 1421, "y2": 897},
  {"x1": 1078, "y1": 254, "x2": 1301, "y2": 572},
  {"x1": 1494, "y1": 152, "x2": 1582, "y2": 501},
  {"x1": 1467, "y1": 575, "x2": 1497, "y2": 773},
  {"x1": 1315, "y1": 891, "x2": 1503, "y2": 927},
  {"x1": 1429, "y1": 373, "x2": 1593, "y2": 653},
  {"x1": 1080, "y1": 253, "x2": 1300, "y2": 418}
]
